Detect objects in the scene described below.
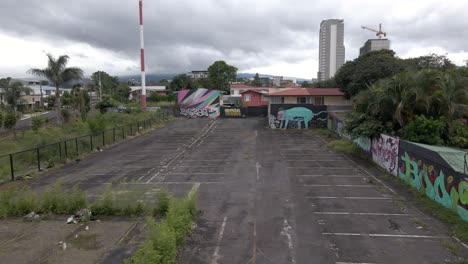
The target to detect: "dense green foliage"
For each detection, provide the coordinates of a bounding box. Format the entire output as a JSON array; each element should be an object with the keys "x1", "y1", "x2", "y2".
[
  {"x1": 0, "y1": 182, "x2": 159, "y2": 218},
  {"x1": 399, "y1": 115, "x2": 445, "y2": 145},
  {"x1": 3, "y1": 112, "x2": 16, "y2": 130},
  {"x1": 207, "y1": 61, "x2": 238, "y2": 91},
  {"x1": 335, "y1": 50, "x2": 405, "y2": 98},
  {"x1": 126, "y1": 187, "x2": 198, "y2": 264},
  {"x1": 345, "y1": 67, "x2": 468, "y2": 148}
]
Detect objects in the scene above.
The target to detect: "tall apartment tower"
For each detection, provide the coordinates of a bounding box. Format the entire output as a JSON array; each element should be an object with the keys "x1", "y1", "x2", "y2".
[{"x1": 317, "y1": 19, "x2": 345, "y2": 82}]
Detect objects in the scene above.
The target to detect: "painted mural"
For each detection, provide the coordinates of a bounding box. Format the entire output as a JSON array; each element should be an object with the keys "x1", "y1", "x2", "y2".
[
  {"x1": 178, "y1": 89, "x2": 221, "y2": 118},
  {"x1": 269, "y1": 105, "x2": 327, "y2": 129},
  {"x1": 398, "y1": 142, "x2": 468, "y2": 221},
  {"x1": 353, "y1": 137, "x2": 372, "y2": 155},
  {"x1": 372, "y1": 134, "x2": 399, "y2": 176}
]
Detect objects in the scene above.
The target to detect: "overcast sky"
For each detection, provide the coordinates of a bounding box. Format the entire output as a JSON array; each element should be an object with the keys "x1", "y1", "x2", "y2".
[{"x1": 1, "y1": 0, "x2": 467, "y2": 79}]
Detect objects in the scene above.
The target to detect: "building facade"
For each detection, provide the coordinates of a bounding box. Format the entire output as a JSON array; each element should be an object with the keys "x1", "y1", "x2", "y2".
[
  {"x1": 187, "y1": 71, "x2": 209, "y2": 79},
  {"x1": 317, "y1": 19, "x2": 345, "y2": 82},
  {"x1": 240, "y1": 90, "x2": 269, "y2": 107},
  {"x1": 359, "y1": 39, "x2": 391, "y2": 56}
]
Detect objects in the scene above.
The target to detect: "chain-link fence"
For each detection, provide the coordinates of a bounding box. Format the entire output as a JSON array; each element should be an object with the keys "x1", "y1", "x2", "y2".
[{"x1": 0, "y1": 110, "x2": 170, "y2": 182}]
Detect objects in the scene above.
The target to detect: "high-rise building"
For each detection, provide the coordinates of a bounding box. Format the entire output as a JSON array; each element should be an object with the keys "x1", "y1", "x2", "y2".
[
  {"x1": 359, "y1": 39, "x2": 391, "y2": 56},
  {"x1": 317, "y1": 19, "x2": 345, "y2": 82}
]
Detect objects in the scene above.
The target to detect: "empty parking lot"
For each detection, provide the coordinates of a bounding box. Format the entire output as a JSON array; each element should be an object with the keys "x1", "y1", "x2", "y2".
[{"x1": 3, "y1": 118, "x2": 466, "y2": 263}]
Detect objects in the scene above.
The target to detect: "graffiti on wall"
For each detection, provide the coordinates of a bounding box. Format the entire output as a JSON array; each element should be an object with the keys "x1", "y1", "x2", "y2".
[
  {"x1": 224, "y1": 108, "x2": 241, "y2": 117},
  {"x1": 354, "y1": 137, "x2": 371, "y2": 154},
  {"x1": 372, "y1": 134, "x2": 399, "y2": 175},
  {"x1": 269, "y1": 107, "x2": 327, "y2": 129},
  {"x1": 178, "y1": 88, "x2": 221, "y2": 118},
  {"x1": 398, "y1": 151, "x2": 468, "y2": 221}
]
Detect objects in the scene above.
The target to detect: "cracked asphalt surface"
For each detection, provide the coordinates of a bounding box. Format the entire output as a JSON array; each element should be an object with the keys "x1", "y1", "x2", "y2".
[{"x1": 11, "y1": 118, "x2": 468, "y2": 263}]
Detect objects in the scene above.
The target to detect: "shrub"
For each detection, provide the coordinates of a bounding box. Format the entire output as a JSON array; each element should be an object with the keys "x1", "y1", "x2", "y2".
[
  {"x1": 61, "y1": 109, "x2": 71, "y2": 123},
  {"x1": 399, "y1": 115, "x2": 445, "y2": 145},
  {"x1": 31, "y1": 116, "x2": 44, "y2": 132},
  {"x1": 3, "y1": 112, "x2": 17, "y2": 130},
  {"x1": 87, "y1": 116, "x2": 106, "y2": 134},
  {"x1": 153, "y1": 189, "x2": 170, "y2": 217},
  {"x1": 446, "y1": 120, "x2": 468, "y2": 149},
  {"x1": 126, "y1": 188, "x2": 198, "y2": 264}
]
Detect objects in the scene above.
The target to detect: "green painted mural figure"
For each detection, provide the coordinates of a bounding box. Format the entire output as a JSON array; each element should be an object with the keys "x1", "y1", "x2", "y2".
[{"x1": 277, "y1": 107, "x2": 326, "y2": 129}]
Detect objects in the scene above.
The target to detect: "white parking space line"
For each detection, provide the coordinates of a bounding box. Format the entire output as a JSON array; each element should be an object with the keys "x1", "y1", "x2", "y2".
[
  {"x1": 211, "y1": 216, "x2": 228, "y2": 264},
  {"x1": 322, "y1": 233, "x2": 446, "y2": 239},
  {"x1": 182, "y1": 159, "x2": 227, "y2": 162},
  {"x1": 314, "y1": 212, "x2": 410, "y2": 216},
  {"x1": 304, "y1": 185, "x2": 374, "y2": 188},
  {"x1": 176, "y1": 166, "x2": 223, "y2": 168},
  {"x1": 288, "y1": 167, "x2": 355, "y2": 169},
  {"x1": 129, "y1": 181, "x2": 224, "y2": 185},
  {"x1": 307, "y1": 197, "x2": 390, "y2": 200},
  {"x1": 285, "y1": 159, "x2": 346, "y2": 162},
  {"x1": 296, "y1": 175, "x2": 364, "y2": 178},
  {"x1": 169, "y1": 172, "x2": 227, "y2": 175},
  {"x1": 336, "y1": 262, "x2": 377, "y2": 264}
]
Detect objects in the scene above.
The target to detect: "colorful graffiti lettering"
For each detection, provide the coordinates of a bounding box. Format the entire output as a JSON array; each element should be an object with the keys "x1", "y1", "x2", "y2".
[
  {"x1": 398, "y1": 152, "x2": 468, "y2": 221},
  {"x1": 276, "y1": 107, "x2": 327, "y2": 129},
  {"x1": 224, "y1": 108, "x2": 241, "y2": 117},
  {"x1": 178, "y1": 88, "x2": 221, "y2": 118},
  {"x1": 372, "y1": 134, "x2": 399, "y2": 175},
  {"x1": 180, "y1": 108, "x2": 212, "y2": 117}
]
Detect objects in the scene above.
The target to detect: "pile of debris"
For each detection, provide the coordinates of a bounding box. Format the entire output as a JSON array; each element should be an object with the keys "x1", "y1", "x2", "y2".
[{"x1": 67, "y1": 208, "x2": 96, "y2": 224}]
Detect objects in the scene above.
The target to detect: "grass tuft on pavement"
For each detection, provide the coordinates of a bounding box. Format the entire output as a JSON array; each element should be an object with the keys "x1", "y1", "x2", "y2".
[{"x1": 126, "y1": 186, "x2": 199, "y2": 264}]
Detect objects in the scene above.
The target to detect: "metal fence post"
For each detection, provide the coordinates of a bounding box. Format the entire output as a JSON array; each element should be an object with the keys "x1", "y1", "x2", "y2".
[
  {"x1": 37, "y1": 148, "x2": 41, "y2": 171},
  {"x1": 64, "y1": 141, "x2": 68, "y2": 158},
  {"x1": 130, "y1": 124, "x2": 133, "y2": 135},
  {"x1": 75, "y1": 138, "x2": 79, "y2": 156},
  {"x1": 102, "y1": 131, "x2": 105, "y2": 146},
  {"x1": 137, "y1": 122, "x2": 140, "y2": 133},
  {"x1": 122, "y1": 127, "x2": 125, "y2": 139},
  {"x1": 90, "y1": 134, "x2": 93, "y2": 150},
  {"x1": 59, "y1": 142, "x2": 62, "y2": 160},
  {"x1": 9, "y1": 154, "x2": 14, "y2": 181},
  {"x1": 113, "y1": 128, "x2": 116, "y2": 143}
]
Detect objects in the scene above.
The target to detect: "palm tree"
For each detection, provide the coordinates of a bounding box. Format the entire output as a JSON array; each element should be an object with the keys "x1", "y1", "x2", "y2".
[
  {"x1": 28, "y1": 54, "x2": 84, "y2": 125},
  {"x1": 1, "y1": 78, "x2": 33, "y2": 113},
  {"x1": 436, "y1": 70, "x2": 468, "y2": 121}
]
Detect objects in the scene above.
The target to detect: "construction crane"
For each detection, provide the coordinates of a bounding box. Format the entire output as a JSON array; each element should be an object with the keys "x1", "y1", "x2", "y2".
[{"x1": 361, "y1": 23, "x2": 387, "y2": 39}]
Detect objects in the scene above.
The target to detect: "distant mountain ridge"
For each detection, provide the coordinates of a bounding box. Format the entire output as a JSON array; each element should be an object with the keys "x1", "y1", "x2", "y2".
[{"x1": 119, "y1": 73, "x2": 310, "y2": 83}]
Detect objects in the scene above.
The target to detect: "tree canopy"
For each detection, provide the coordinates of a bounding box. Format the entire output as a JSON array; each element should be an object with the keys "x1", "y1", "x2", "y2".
[
  {"x1": 207, "y1": 61, "x2": 237, "y2": 91},
  {"x1": 335, "y1": 50, "x2": 405, "y2": 98},
  {"x1": 28, "y1": 54, "x2": 83, "y2": 125}
]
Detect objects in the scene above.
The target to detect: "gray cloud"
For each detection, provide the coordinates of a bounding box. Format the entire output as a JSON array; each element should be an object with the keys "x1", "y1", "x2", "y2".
[{"x1": 0, "y1": 0, "x2": 467, "y2": 78}]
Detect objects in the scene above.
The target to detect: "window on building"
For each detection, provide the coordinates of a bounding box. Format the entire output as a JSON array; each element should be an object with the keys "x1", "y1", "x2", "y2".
[
  {"x1": 244, "y1": 94, "x2": 251, "y2": 102},
  {"x1": 297, "y1": 97, "x2": 307, "y2": 104},
  {"x1": 315, "y1": 96, "x2": 324, "y2": 105},
  {"x1": 270, "y1": 97, "x2": 284, "y2": 104}
]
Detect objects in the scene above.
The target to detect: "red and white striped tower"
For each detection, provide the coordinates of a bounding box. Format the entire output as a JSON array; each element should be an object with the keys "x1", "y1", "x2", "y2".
[{"x1": 139, "y1": 0, "x2": 147, "y2": 109}]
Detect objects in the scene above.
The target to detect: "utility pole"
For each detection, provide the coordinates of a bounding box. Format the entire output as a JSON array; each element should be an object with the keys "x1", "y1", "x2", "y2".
[
  {"x1": 99, "y1": 71, "x2": 103, "y2": 102},
  {"x1": 139, "y1": 0, "x2": 147, "y2": 109}
]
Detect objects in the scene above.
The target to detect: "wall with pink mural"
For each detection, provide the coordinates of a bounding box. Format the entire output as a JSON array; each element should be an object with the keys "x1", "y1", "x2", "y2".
[{"x1": 371, "y1": 134, "x2": 399, "y2": 176}]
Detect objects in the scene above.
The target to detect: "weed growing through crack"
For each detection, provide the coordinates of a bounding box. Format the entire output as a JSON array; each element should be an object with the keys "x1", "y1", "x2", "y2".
[
  {"x1": 126, "y1": 185, "x2": 199, "y2": 264},
  {"x1": 441, "y1": 240, "x2": 462, "y2": 257}
]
